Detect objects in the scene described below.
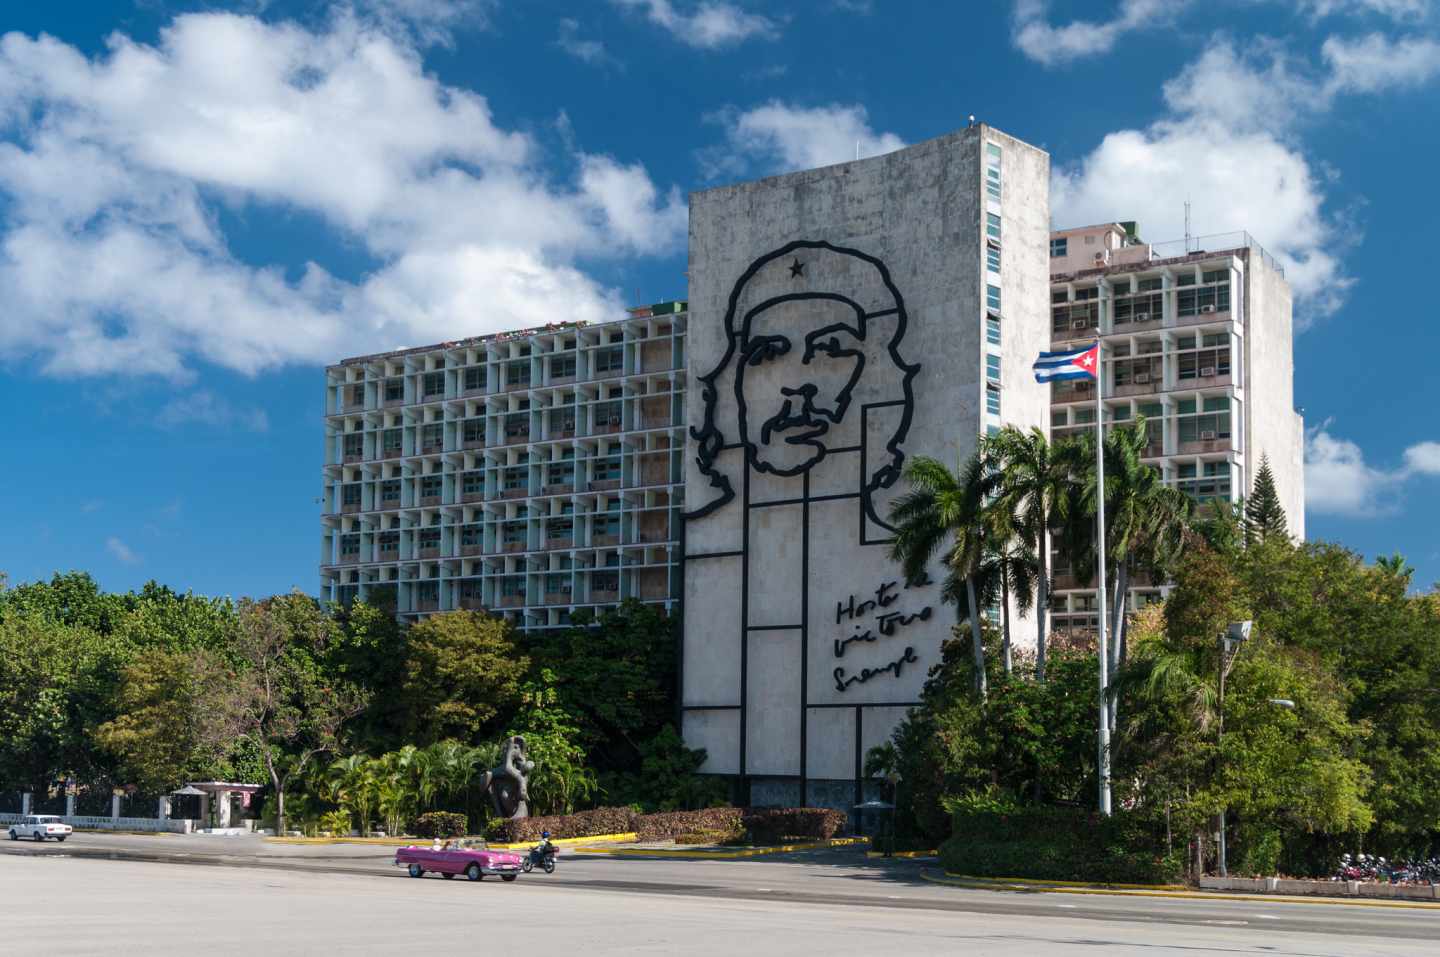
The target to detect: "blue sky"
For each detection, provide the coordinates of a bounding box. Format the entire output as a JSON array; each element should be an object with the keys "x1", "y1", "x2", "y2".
[{"x1": 2, "y1": 0, "x2": 1438, "y2": 599}]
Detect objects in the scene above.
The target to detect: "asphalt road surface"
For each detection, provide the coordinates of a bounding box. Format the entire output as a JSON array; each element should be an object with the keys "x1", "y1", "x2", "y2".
[{"x1": 3, "y1": 833, "x2": 1436, "y2": 955}]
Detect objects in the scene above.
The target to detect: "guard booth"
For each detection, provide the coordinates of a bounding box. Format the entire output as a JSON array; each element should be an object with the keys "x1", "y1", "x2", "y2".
[{"x1": 165, "y1": 781, "x2": 264, "y2": 832}]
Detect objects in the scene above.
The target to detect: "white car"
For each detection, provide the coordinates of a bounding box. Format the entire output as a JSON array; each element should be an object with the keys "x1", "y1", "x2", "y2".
[{"x1": 8, "y1": 815, "x2": 72, "y2": 842}]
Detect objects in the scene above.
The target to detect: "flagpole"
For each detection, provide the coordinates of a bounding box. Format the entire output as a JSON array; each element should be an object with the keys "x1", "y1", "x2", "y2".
[{"x1": 1093, "y1": 335, "x2": 1112, "y2": 816}]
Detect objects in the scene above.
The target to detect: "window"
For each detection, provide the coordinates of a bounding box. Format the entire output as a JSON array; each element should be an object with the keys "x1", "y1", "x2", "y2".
[
  {"x1": 343, "y1": 434, "x2": 363, "y2": 458},
  {"x1": 594, "y1": 514, "x2": 620, "y2": 536},
  {"x1": 378, "y1": 531, "x2": 399, "y2": 552},
  {"x1": 986, "y1": 244, "x2": 1001, "y2": 274},
  {"x1": 986, "y1": 316, "x2": 1001, "y2": 346},
  {"x1": 985, "y1": 166, "x2": 1001, "y2": 201},
  {"x1": 986, "y1": 284, "x2": 1001, "y2": 312},
  {"x1": 547, "y1": 519, "x2": 573, "y2": 541},
  {"x1": 340, "y1": 534, "x2": 360, "y2": 558},
  {"x1": 418, "y1": 528, "x2": 441, "y2": 549},
  {"x1": 462, "y1": 471, "x2": 484, "y2": 496},
  {"x1": 551, "y1": 355, "x2": 576, "y2": 379},
  {"x1": 421, "y1": 423, "x2": 443, "y2": 450},
  {"x1": 384, "y1": 378, "x2": 403, "y2": 402},
  {"x1": 420, "y1": 476, "x2": 442, "y2": 498},
  {"x1": 502, "y1": 467, "x2": 527, "y2": 491},
  {"x1": 1051, "y1": 289, "x2": 1068, "y2": 304},
  {"x1": 501, "y1": 576, "x2": 525, "y2": 598},
  {"x1": 463, "y1": 418, "x2": 484, "y2": 444},
  {"x1": 549, "y1": 408, "x2": 577, "y2": 434},
  {"x1": 547, "y1": 463, "x2": 574, "y2": 486},
  {"x1": 985, "y1": 385, "x2": 1001, "y2": 416},
  {"x1": 341, "y1": 483, "x2": 362, "y2": 507},
  {"x1": 593, "y1": 457, "x2": 621, "y2": 482},
  {"x1": 986, "y1": 353, "x2": 1001, "y2": 384},
  {"x1": 460, "y1": 525, "x2": 482, "y2": 548},
  {"x1": 507, "y1": 360, "x2": 530, "y2": 387},
  {"x1": 505, "y1": 414, "x2": 529, "y2": 441},
  {"x1": 592, "y1": 570, "x2": 619, "y2": 592},
  {"x1": 347, "y1": 385, "x2": 364, "y2": 407},
  {"x1": 1050, "y1": 237, "x2": 1067, "y2": 258},
  {"x1": 383, "y1": 428, "x2": 402, "y2": 453},
  {"x1": 502, "y1": 523, "x2": 526, "y2": 546},
  {"x1": 594, "y1": 346, "x2": 624, "y2": 375},
  {"x1": 423, "y1": 372, "x2": 444, "y2": 397},
  {"x1": 594, "y1": 401, "x2": 622, "y2": 428},
  {"x1": 464, "y1": 366, "x2": 486, "y2": 392},
  {"x1": 986, "y1": 213, "x2": 1001, "y2": 241},
  {"x1": 381, "y1": 479, "x2": 401, "y2": 504}
]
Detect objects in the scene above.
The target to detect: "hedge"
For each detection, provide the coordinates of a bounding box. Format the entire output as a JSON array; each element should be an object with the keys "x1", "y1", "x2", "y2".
[
  {"x1": 492, "y1": 806, "x2": 638, "y2": 843},
  {"x1": 635, "y1": 808, "x2": 744, "y2": 841},
  {"x1": 412, "y1": 811, "x2": 468, "y2": 839},
  {"x1": 742, "y1": 808, "x2": 847, "y2": 844},
  {"x1": 938, "y1": 795, "x2": 1183, "y2": 885}
]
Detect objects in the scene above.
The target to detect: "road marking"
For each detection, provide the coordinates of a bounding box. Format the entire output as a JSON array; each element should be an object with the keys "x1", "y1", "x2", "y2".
[
  {"x1": 1202, "y1": 920, "x2": 1248, "y2": 926},
  {"x1": 1056, "y1": 904, "x2": 1077, "y2": 909},
  {"x1": 1254, "y1": 914, "x2": 1278, "y2": 920}
]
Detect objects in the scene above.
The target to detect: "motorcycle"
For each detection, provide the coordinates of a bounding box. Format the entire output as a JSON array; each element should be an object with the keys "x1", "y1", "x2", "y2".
[{"x1": 522, "y1": 841, "x2": 557, "y2": 874}]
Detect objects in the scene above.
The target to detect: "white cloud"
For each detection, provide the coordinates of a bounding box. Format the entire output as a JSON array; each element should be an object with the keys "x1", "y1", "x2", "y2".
[
  {"x1": 1321, "y1": 33, "x2": 1440, "y2": 93},
  {"x1": 1053, "y1": 38, "x2": 1352, "y2": 321},
  {"x1": 1012, "y1": 0, "x2": 1188, "y2": 66},
  {"x1": 611, "y1": 0, "x2": 778, "y2": 49},
  {"x1": 106, "y1": 536, "x2": 141, "y2": 565},
  {"x1": 156, "y1": 390, "x2": 270, "y2": 432},
  {"x1": 0, "y1": 12, "x2": 685, "y2": 380},
  {"x1": 1300, "y1": 0, "x2": 1431, "y2": 21},
  {"x1": 356, "y1": 0, "x2": 495, "y2": 47},
  {"x1": 1305, "y1": 423, "x2": 1440, "y2": 516},
  {"x1": 557, "y1": 18, "x2": 619, "y2": 67},
  {"x1": 706, "y1": 101, "x2": 905, "y2": 177}
]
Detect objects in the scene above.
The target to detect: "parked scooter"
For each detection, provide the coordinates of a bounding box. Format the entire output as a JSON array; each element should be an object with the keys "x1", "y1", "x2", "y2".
[{"x1": 522, "y1": 831, "x2": 557, "y2": 874}]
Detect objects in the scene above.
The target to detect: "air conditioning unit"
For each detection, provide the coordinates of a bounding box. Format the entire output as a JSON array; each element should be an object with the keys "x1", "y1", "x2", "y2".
[
  {"x1": 1072, "y1": 319, "x2": 1089, "y2": 329},
  {"x1": 1200, "y1": 430, "x2": 1218, "y2": 441},
  {"x1": 1133, "y1": 373, "x2": 1151, "y2": 384},
  {"x1": 1135, "y1": 312, "x2": 1150, "y2": 321},
  {"x1": 1201, "y1": 304, "x2": 1216, "y2": 313},
  {"x1": 1200, "y1": 366, "x2": 1216, "y2": 377}
]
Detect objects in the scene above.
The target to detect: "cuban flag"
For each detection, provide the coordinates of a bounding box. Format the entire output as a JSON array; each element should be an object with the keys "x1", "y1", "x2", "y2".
[{"x1": 1033, "y1": 342, "x2": 1099, "y2": 383}]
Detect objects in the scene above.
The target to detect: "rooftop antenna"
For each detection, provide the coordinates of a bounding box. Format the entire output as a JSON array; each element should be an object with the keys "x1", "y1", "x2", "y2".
[
  {"x1": 1184, "y1": 198, "x2": 1192, "y2": 253},
  {"x1": 855, "y1": 140, "x2": 861, "y2": 161},
  {"x1": 968, "y1": 114, "x2": 976, "y2": 128}
]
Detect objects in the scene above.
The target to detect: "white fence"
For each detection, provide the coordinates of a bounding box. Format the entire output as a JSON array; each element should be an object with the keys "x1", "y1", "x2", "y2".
[{"x1": 1, "y1": 812, "x2": 192, "y2": 834}]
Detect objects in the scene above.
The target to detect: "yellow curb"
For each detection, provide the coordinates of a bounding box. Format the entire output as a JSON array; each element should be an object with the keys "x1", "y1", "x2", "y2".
[
  {"x1": 941, "y1": 873, "x2": 1181, "y2": 891},
  {"x1": 919, "y1": 869, "x2": 1440, "y2": 910},
  {"x1": 488, "y1": 832, "x2": 638, "y2": 851},
  {"x1": 572, "y1": 837, "x2": 868, "y2": 859},
  {"x1": 866, "y1": 849, "x2": 938, "y2": 859}
]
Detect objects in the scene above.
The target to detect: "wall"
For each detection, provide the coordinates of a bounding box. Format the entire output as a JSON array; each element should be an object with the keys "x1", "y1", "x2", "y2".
[
  {"x1": 1242, "y1": 251, "x2": 1306, "y2": 539},
  {"x1": 681, "y1": 126, "x2": 1051, "y2": 805},
  {"x1": 0, "y1": 812, "x2": 192, "y2": 833}
]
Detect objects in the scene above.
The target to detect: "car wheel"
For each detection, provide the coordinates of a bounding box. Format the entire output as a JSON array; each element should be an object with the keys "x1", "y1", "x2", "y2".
[
  {"x1": 501, "y1": 874, "x2": 518, "y2": 883},
  {"x1": 543, "y1": 859, "x2": 555, "y2": 874},
  {"x1": 7, "y1": 830, "x2": 15, "y2": 841},
  {"x1": 56, "y1": 835, "x2": 66, "y2": 842},
  {"x1": 33, "y1": 832, "x2": 44, "y2": 842},
  {"x1": 466, "y1": 863, "x2": 482, "y2": 882},
  {"x1": 522, "y1": 858, "x2": 533, "y2": 873},
  {"x1": 408, "y1": 863, "x2": 424, "y2": 878}
]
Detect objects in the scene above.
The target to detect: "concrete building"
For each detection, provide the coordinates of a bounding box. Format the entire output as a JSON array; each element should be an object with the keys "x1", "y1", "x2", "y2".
[
  {"x1": 680, "y1": 124, "x2": 1051, "y2": 808},
  {"x1": 319, "y1": 305, "x2": 687, "y2": 626},
  {"x1": 1047, "y1": 223, "x2": 1305, "y2": 635}
]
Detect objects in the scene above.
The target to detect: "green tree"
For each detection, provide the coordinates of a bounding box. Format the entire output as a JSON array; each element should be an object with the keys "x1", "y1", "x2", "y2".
[
  {"x1": 1244, "y1": 456, "x2": 1289, "y2": 545},
  {"x1": 222, "y1": 595, "x2": 368, "y2": 835},
  {"x1": 518, "y1": 599, "x2": 676, "y2": 771},
  {"x1": 888, "y1": 452, "x2": 1001, "y2": 697},
  {"x1": 507, "y1": 669, "x2": 597, "y2": 815},
  {"x1": 93, "y1": 647, "x2": 230, "y2": 794},
  {"x1": 401, "y1": 611, "x2": 529, "y2": 744},
  {"x1": 988, "y1": 426, "x2": 1075, "y2": 681}
]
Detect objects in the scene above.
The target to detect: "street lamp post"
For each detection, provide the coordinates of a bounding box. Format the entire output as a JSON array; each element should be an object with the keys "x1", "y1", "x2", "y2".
[
  {"x1": 1216, "y1": 620, "x2": 1252, "y2": 878},
  {"x1": 884, "y1": 770, "x2": 902, "y2": 858}
]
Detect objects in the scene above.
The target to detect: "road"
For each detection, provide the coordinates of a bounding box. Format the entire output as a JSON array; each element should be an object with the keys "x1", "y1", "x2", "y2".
[{"x1": 3, "y1": 833, "x2": 1435, "y2": 955}]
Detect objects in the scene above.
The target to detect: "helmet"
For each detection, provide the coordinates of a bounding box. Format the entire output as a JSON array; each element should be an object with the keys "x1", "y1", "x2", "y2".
[{"x1": 542, "y1": 830, "x2": 550, "y2": 839}]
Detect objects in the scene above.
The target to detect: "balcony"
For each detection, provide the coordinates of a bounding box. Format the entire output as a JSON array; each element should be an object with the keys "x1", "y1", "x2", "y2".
[
  {"x1": 418, "y1": 547, "x2": 440, "y2": 560},
  {"x1": 552, "y1": 427, "x2": 577, "y2": 439},
  {"x1": 419, "y1": 443, "x2": 444, "y2": 455},
  {"x1": 415, "y1": 598, "x2": 440, "y2": 612},
  {"x1": 383, "y1": 447, "x2": 403, "y2": 460},
  {"x1": 339, "y1": 553, "x2": 359, "y2": 565},
  {"x1": 497, "y1": 594, "x2": 525, "y2": 608},
  {"x1": 1176, "y1": 306, "x2": 1230, "y2": 328},
  {"x1": 590, "y1": 589, "x2": 619, "y2": 603},
  {"x1": 550, "y1": 374, "x2": 577, "y2": 386},
  {"x1": 544, "y1": 591, "x2": 573, "y2": 606},
  {"x1": 544, "y1": 537, "x2": 575, "y2": 551},
  {"x1": 502, "y1": 540, "x2": 527, "y2": 553},
  {"x1": 460, "y1": 544, "x2": 483, "y2": 557},
  {"x1": 462, "y1": 436, "x2": 486, "y2": 450},
  {"x1": 457, "y1": 595, "x2": 485, "y2": 610},
  {"x1": 1051, "y1": 381, "x2": 1095, "y2": 404},
  {"x1": 462, "y1": 491, "x2": 486, "y2": 504},
  {"x1": 343, "y1": 451, "x2": 364, "y2": 464},
  {"x1": 542, "y1": 482, "x2": 574, "y2": 496},
  {"x1": 419, "y1": 495, "x2": 442, "y2": 507},
  {"x1": 504, "y1": 430, "x2": 531, "y2": 446},
  {"x1": 1177, "y1": 437, "x2": 1231, "y2": 455},
  {"x1": 498, "y1": 487, "x2": 529, "y2": 500},
  {"x1": 1113, "y1": 377, "x2": 1161, "y2": 398},
  {"x1": 593, "y1": 422, "x2": 623, "y2": 435},
  {"x1": 589, "y1": 479, "x2": 621, "y2": 492},
  {"x1": 341, "y1": 502, "x2": 361, "y2": 514},
  {"x1": 377, "y1": 547, "x2": 399, "y2": 561},
  {"x1": 383, "y1": 396, "x2": 405, "y2": 409},
  {"x1": 592, "y1": 533, "x2": 620, "y2": 547}
]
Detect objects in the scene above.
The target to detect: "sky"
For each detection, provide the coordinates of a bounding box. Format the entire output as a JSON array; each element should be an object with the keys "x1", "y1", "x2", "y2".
[{"x1": 1, "y1": 0, "x2": 1439, "y2": 599}]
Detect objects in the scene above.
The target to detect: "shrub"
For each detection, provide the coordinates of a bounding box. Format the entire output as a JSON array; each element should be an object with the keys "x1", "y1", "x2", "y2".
[
  {"x1": 492, "y1": 806, "x2": 639, "y2": 843},
  {"x1": 675, "y1": 829, "x2": 745, "y2": 845},
  {"x1": 938, "y1": 794, "x2": 1183, "y2": 885},
  {"x1": 412, "y1": 811, "x2": 468, "y2": 839},
  {"x1": 742, "y1": 808, "x2": 848, "y2": 844},
  {"x1": 318, "y1": 810, "x2": 351, "y2": 836},
  {"x1": 635, "y1": 807, "x2": 744, "y2": 841}
]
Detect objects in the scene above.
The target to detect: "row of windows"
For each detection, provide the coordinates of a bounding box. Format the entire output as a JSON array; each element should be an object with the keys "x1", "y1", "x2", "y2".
[{"x1": 345, "y1": 349, "x2": 629, "y2": 404}]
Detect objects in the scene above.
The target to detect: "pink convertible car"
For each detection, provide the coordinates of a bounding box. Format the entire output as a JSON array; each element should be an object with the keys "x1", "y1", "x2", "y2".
[{"x1": 394, "y1": 842, "x2": 524, "y2": 883}]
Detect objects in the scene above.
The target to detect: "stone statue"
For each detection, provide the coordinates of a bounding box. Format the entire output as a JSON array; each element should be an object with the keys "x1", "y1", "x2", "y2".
[{"x1": 477, "y1": 735, "x2": 534, "y2": 819}]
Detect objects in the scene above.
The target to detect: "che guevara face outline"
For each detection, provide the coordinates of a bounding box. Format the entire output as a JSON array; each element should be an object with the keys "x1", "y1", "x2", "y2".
[{"x1": 734, "y1": 295, "x2": 868, "y2": 476}]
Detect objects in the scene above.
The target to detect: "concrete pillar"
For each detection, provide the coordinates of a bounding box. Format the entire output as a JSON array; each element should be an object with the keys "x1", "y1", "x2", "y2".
[
  {"x1": 65, "y1": 793, "x2": 76, "y2": 818},
  {"x1": 21, "y1": 792, "x2": 31, "y2": 816},
  {"x1": 157, "y1": 795, "x2": 171, "y2": 821},
  {"x1": 111, "y1": 793, "x2": 121, "y2": 821},
  {"x1": 217, "y1": 790, "x2": 232, "y2": 828},
  {"x1": 199, "y1": 793, "x2": 210, "y2": 829}
]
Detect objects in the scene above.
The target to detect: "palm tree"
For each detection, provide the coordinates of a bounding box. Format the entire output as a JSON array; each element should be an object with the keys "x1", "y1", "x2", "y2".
[
  {"x1": 324, "y1": 754, "x2": 376, "y2": 834},
  {"x1": 989, "y1": 426, "x2": 1074, "y2": 681},
  {"x1": 1064, "y1": 420, "x2": 1192, "y2": 730},
  {"x1": 974, "y1": 537, "x2": 1037, "y2": 675},
  {"x1": 888, "y1": 450, "x2": 1001, "y2": 697}
]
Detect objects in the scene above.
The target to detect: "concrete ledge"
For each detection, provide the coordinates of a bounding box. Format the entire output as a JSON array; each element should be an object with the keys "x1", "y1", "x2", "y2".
[{"x1": 1199, "y1": 876, "x2": 1440, "y2": 901}]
